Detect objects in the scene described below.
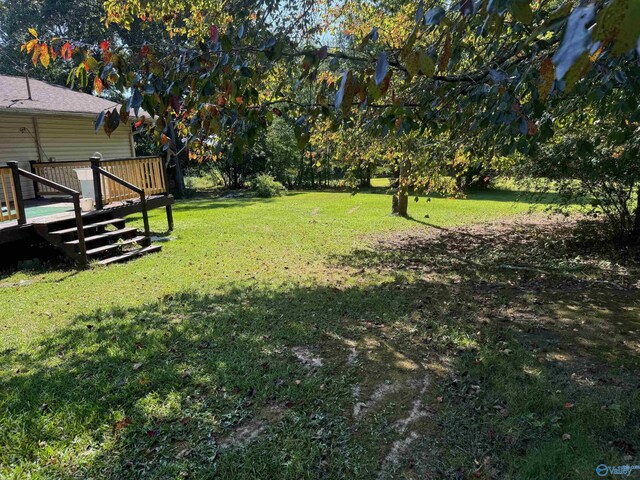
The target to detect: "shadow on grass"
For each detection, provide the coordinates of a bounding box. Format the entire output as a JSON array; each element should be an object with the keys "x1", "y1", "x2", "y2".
[
  {"x1": 334, "y1": 216, "x2": 640, "y2": 477},
  {"x1": 0, "y1": 280, "x2": 434, "y2": 479},
  {"x1": 1, "y1": 217, "x2": 638, "y2": 479}
]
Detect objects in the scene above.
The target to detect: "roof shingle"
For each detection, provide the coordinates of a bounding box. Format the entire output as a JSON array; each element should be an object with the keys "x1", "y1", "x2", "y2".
[{"x1": 0, "y1": 74, "x2": 134, "y2": 117}]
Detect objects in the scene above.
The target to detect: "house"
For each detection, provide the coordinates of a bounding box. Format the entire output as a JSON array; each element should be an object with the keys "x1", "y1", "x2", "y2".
[
  {"x1": 0, "y1": 74, "x2": 139, "y2": 200},
  {"x1": 0, "y1": 74, "x2": 174, "y2": 266}
]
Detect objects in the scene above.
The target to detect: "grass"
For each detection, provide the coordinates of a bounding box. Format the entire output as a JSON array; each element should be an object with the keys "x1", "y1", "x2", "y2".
[{"x1": 1, "y1": 187, "x2": 638, "y2": 479}]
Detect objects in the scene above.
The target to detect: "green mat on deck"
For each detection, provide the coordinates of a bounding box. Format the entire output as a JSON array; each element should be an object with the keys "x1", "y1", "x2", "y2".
[{"x1": 25, "y1": 205, "x2": 73, "y2": 219}]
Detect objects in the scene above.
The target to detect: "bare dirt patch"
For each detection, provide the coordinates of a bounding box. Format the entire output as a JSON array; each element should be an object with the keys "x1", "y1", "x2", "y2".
[
  {"x1": 291, "y1": 346, "x2": 323, "y2": 368},
  {"x1": 218, "y1": 419, "x2": 266, "y2": 449}
]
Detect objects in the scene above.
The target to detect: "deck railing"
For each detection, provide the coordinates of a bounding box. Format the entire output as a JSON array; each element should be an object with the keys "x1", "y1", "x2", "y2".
[
  {"x1": 101, "y1": 157, "x2": 166, "y2": 204},
  {"x1": 31, "y1": 161, "x2": 90, "y2": 195},
  {"x1": 31, "y1": 156, "x2": 167, "y2": 205},
  {"x1": 0, "y1": 166, "x2": 22, "y2": 223}
]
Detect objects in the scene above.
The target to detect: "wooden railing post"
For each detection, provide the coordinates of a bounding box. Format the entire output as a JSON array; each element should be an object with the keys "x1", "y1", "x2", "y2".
[
  {"x1": 29, "y1": 160, "x2": 40, "y2": 198},
  {"x1": 7, "y1": 162, "x2": 26, "y2": 225},
  {"x1": 71, "y1": 193, "x2": 88, "y2": 266},
  {"x1": 140, "y1": 192, "x2": 150, "y2": 237},
  {"x1": 166, "y1": 205, "x2": 174, "y2": 231},
  {"x1": 162, "y1": 152, "x2": 174, "y2": 231},
  {"x1": 90, "y1": 154, "x2": 103, "y2": 210}
]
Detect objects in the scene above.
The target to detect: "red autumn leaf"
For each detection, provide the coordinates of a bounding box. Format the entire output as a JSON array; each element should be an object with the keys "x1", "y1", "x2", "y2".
[
  {"x1": 134, "y1": 116, "x2": 146, "y2": 129},
  {"x1": 538, "y1": 58, "x2": 555, "y2": 102},
  {"x1": 61, "y1": 42, "x2": 72, "y2": 61},
  {"x1": 94, "y1": 77, "x2": 104, "y2": 95},
  {"x1": 140, "y1": 45, "x2": 150, "y2": 57},
  {"x1": 210, "y1": 25, "x2": 219, "y2": 43},
  {"x1": 272, "y1": 108, "x2": 282, "y2": 116},
  {"x1": 100, "y1": 40, "x2": 110, "y2": 52}
]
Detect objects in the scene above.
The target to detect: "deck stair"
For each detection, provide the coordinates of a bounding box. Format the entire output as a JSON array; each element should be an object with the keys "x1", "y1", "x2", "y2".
[{"x1": 34, "y1": 212, "x2": 161, "y2": 265}]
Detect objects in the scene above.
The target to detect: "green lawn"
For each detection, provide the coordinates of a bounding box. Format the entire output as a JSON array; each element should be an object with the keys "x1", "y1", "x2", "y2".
[{"x1": 1, "y1": 188, "x2": 638, "y2": 479}]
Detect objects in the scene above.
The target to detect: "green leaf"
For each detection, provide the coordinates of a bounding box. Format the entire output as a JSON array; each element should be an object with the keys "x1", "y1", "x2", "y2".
[
  {"x1": 265, "y1": 39, "x2": 284, "y2": 61},
  {"x1": 417, "y1": 51, "x2": 435, "y2": 76},
  {"x1": 103, "y1": 108, "x2": 120, "y2": 137},
  {"x1": 405, "y1": 51, "x2": 420, "y2": 77},
  {"x1": 85, "y1": 55, "x2": 99, "y2": 72},
  {"x1": 508, "y1": 0, "x2": 533, "y2": 24},
  {"x1": 594, "y1": 0, "x2": 640, "y2": 55},
  {"x1": 564, "y1": 51, "x2": 592, "y2": 91}
]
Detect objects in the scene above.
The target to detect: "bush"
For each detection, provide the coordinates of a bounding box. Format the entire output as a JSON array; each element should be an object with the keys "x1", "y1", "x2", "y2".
[
  {"x1": 519, "y1": 122, "x2": 640, "y2": 243},
  {"x1": 252, "y1": 174, "x2": 287, "y2": 198}
]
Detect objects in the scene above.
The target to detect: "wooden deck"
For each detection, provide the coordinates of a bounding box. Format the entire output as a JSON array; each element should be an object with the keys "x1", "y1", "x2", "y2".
[
  {"x1": 0, "y1": 194, "x2": 174, "y2": 245},
  {"x1": 0, "y1": 156, "x2": 174, "y2": 266}
]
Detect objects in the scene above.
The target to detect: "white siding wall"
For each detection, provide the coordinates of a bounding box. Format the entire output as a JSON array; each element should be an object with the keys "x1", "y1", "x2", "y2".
[
  {"x1": 0, "y1": 113, "x2": 134, "y2": 200},
  {"x1": 0, "y1": 114, "x2": 39, "y2": 199},
  {"x1": 38, "y1": 116, "x2": 134, "y2": 162}
]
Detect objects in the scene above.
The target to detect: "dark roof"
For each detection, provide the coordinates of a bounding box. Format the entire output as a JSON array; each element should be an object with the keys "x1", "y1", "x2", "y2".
[{"x1": 0, "y1": 74, "x2": 144, "y2": 118}]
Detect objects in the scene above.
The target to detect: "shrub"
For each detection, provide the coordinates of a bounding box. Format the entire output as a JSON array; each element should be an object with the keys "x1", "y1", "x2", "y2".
[
  {"x1": 252, "y1": 173, "x2": 287, "y2": 198},
  {"x1": 519, "y1": 122, "x2": 640, "y2": 243}
]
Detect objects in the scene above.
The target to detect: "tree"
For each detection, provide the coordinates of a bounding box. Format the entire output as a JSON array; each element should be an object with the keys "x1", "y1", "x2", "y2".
[
  {"x1": 517, "y1": 57, "x2": 640, "y2": 242},
  {"x1": 1, "y1": 0, "x2": 165, "y2": 87},
  {"x1": 21, "y1": 0, "x2": 640, "y2": 216}
]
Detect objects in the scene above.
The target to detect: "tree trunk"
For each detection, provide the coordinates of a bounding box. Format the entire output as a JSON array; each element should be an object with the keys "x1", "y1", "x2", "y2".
[
  {"x1": 167, "y1": 122, "x2": 186, "y2": 198},
  {"x1": 359, "y1": 168, "x2": 372, "y2": 188},
  {"x1": 297, "y1": 153, "x2": 305, "y2": 188},
  {"x1": 633, "y1": 185, "x2": 640, "y2": 242},
  {"x1": 392, "y1": 159, "x2": 408, "y2": 216}
]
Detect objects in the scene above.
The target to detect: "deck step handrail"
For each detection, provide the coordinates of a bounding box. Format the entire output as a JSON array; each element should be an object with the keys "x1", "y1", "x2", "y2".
[
  {"x1": 91, "y1": 161, "x2": 150, "y2": 237},
  {"x1": 9, "y1": 162, "x2": 88, "y2": 265},
  {"x1": 0, "y1": 165, "x2": 21, "y2": 223}
]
